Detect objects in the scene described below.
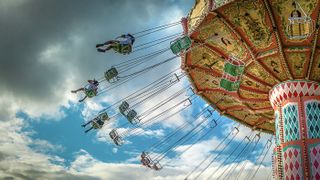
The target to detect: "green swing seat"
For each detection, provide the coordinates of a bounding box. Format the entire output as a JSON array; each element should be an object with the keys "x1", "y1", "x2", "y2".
[
  {"x1": 85, "y1": 89, "x2": 97, "y2": 98},
  {"x1": 105, "y1": 67, "x2": 119, "y2": 82},
  {"x1": 113, "y1": 43, "x2": 132, "y2": 54},
  {"x1": 223, "y1": 62, "x2": 244, "y2": 77},
  {"x1": 170, "y1": 36, "x2": 192, "y2": 55}
]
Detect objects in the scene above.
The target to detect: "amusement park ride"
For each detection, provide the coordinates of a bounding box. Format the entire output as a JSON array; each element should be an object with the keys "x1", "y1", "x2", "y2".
[{"x1": 72, "y1": 0, "x2": 320, "y2": 179}]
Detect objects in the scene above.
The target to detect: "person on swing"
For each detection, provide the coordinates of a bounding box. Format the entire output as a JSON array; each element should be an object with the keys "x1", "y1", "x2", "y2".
[
  {"x1": 96, "y1": 33, "x2": 135, "y2": 54},
  {"x1": 71, "y1": 79, "x2": 99, "y2": 102}
]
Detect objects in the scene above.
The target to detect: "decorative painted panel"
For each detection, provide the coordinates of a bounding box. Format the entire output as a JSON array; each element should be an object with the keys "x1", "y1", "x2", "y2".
[
  {"x1": 221, "y1": 0, "x2": 273, "y2": 49},
  {"x1": 282, "y1": 146, "x2": 303, "y2": 180},
  {"x1": 239, "y1": 89, "x2": 269, "y2": 100},
  {"x1": 190, "y1": 45, "x2": 225, "y2": 73},
  {"x1": 240, "y1": 76, "x2": 271, "y2": 92},
  {"x1": 286, "y1": 52, "x2": 308, "y2": 78},
  {"x1": 282, "y1": 103, "x2": 300, "y2": 142},
  {"x1": 305, "y1": 100, "x2": 320, "y2": 139},
  {"x1": 198, "y1": 17, "x2": 248, "y2": 60},
  {"x1": 190, "y1": 69, "x2": 221, "y2": 90},
  {"x1": 259, "y1": 55, "x2": 289, "y2": 81},
  {"x1": 245, "y1": 101, "x2": 272, "y2": 110},
  {"x1": 246, "y1": 63, "x2": 278, "y2": 85},
  {"x1": 188, "y1": 0, "x2": 208, "y2": 33},
  {"x1": 309, "y1": 142, "x2": 320, "y2": 180}
]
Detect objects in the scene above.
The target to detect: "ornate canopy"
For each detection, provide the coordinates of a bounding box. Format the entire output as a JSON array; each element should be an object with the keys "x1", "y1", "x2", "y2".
[{"x1": 182, "y1": 0, "x2": 320, "y2": 134}]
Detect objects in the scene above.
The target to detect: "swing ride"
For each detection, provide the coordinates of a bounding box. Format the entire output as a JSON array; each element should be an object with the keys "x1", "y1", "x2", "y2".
[{"x1": 72, "y1": 0, "x2": 320, "y2": 179}]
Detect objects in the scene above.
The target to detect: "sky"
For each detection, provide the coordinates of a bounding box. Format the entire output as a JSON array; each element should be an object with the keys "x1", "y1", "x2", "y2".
[{"x1": 0, "y1": 0, "x2": 273, "y2": 179}]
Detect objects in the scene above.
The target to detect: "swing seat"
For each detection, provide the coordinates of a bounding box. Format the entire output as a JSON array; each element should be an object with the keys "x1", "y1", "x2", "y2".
[
  {"x1": 170, "y1": 36, "x2": 192, "y2": 55},
  {"x1": 85, "y1": 89, "x2": 97, "y2": 98},
  {"x1": 113, "y1": 43, "x2": 132, "y2": 54},
  {"x1": 126, "y1": 109, "x2": 138, "y2": 124},
  {"x1": 109, "y1": 129, "x2": 123, "y2": 146},
  {"x1": 104, "y1": 67, "x2": 119, "y2": 82},
  {"x1": 92, "y1": 120, "x2": 104, "y2": 129},
  {"x1": 98, "y1": 112, "x2": 109, "y2": 121},
  {"x1": 152, "y1": 162, "x2": 162, "y2": 171},
  {"x1": 220, "y1": 78, "x2": 241, "y2": 91},
  {"x1": 140, "y1": 152, "x2": 153, "y2": 168},
  {"x1": 109, "y1": 129, "x2": 118, "y2": 139},
  {"x1": 119, "y1": 101, "x2": 130, "y2": 114},
  {"x1": 113, "y1": 136, "x2": 123, "y2": 146}
]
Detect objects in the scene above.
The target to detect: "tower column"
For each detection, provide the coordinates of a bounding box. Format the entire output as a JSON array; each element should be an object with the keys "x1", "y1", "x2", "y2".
[{"x1": 269, "y1": 80, "x2": 320, "y2": 180}]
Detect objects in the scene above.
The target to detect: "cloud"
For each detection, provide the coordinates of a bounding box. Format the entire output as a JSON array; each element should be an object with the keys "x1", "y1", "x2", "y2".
[
  {"x1": 0, "y1": 116, "x2": 98, "y2": 179},
  {"x1": 0, "y1": 0, "x2": 188, "y2": 121}
]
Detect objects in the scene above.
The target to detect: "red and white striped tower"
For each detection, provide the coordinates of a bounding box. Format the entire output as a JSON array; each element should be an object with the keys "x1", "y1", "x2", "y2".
[{"x1": 269, "y1": 80, "x2": 320, "y2": 180}]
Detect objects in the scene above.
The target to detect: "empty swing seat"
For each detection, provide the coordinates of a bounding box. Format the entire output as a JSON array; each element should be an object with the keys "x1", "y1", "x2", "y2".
[
  {"x1": 104, "y1": 67, "x2": 119, "y2": 82},
  {"x1": 170, "y1": 36, "x2": 192, "y2": 55},
  {"x1": 126, "y1": 109, "x2": 138, "y2": 124},
  {"x1": 119, "y1": 101, "x2": 129, "y2": 114}
]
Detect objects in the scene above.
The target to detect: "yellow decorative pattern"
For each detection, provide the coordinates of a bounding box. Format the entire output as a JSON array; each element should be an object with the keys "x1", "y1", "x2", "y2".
[
  {"x1": 258, "y1": 122, "x2": 275, "y2": 132},
  {"x1": 245, "y1": 101, "x2": 272, "y2": 110},
  {"x1": 259, "y1": 55, "x2": 288, "y2": 81},
  {"x1": 286, "y1": 52, "x2": 308, "y2": 78},
  {"x1": 190, "y1": 69, "x2": 221, "y2": 89},
  {"x1": 239, "y1": 89, "x2": 269, "y2": 100},
  {"x1": 240, "y1": 76, "x2": 271, "y2": 92},
  {"x1": 228, "y1": 109, "x2": 260, "y2": 123},
  {"x1": 204, "y1": 91, "x2": 225, "y2": 105},
  {"x1": 206, "y1": 92, "x2": 241, "y2": 109},
  {"x1": 261, "y1": 110, "x2": 275, "y2": 120},
  {"x1": 190, "y1": 45, "x2": 225, "y2": 73},
  {"x1": 310, "y1": 53, "x2": 320, "y2": 81},
  {"x1": 198, "y1": 17, "x2": 248, "y2": 59},
  {"x1": 188, "y1": 0, "x2": 209, "y2": 33},
  {"x1": 223, "y1": 0, "x2": 272, "y2": 49},
  {"x1": 246, "y1": 63, "x2": 278, "y2": 85}
]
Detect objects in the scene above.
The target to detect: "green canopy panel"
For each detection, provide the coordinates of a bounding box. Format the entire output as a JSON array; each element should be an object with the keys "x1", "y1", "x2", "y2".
[
  {"x1": 224, "y1": 62, "x2": 244, "y2": 76},
  {"x1": 220, "y1": 78, "x2": 241, "y2": 91},
  {"x1": 222, "y1": 73, "x2": 241, "y2": 82}
]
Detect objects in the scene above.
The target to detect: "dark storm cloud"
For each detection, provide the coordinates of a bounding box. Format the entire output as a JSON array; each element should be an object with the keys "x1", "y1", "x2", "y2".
[{"x1": 0, "y1": 0, "x2": 188, "y2": 118}]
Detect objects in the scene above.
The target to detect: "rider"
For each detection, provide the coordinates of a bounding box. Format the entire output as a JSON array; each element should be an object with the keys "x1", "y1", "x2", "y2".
[
  {"x1": 96, "y1": 33, "x2": 135, "y2": 53},
  {"x1": 71, "y1": 79, "x2": 99, "y2": 102},
  {"x1": 81, "y1": 113, "x2": 108, "y2": 133}
]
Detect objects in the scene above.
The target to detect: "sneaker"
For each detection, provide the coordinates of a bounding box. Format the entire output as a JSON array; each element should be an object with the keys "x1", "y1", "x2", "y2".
[
  {"x1": 97, "y1": 49, "x2": 105, "y2": 53},
  {"x1": 96, "y1": 44, "x2": 103, "y2": 48}
]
